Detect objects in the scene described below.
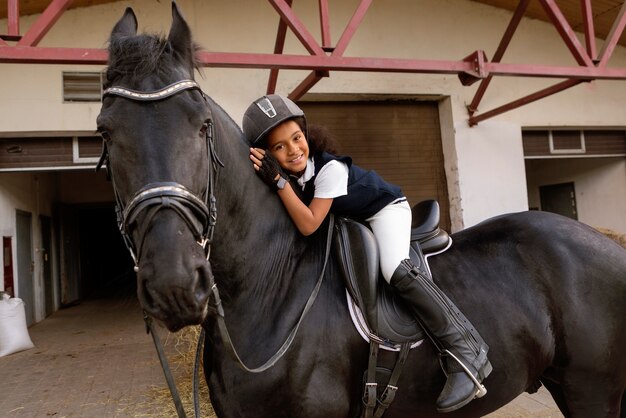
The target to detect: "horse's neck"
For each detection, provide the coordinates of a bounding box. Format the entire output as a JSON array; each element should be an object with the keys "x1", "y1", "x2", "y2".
[
  {"x1": 209, "y1": 102, "x2": 321, "y2": 315},
  {"x1": 207, "y1": 112, "x2": 334, "y2": 364}
]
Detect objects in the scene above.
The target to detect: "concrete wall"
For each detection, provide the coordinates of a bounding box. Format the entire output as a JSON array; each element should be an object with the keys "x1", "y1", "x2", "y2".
[
  {"x1": 526, "y1": 157, "x2": 626, "y2": 233},
  {"x1": 1, "y1": 0, "x2": 625, "y2": 231},
  {"x1": 453, "y1": 121, "x2": 529, "y2": 228}
]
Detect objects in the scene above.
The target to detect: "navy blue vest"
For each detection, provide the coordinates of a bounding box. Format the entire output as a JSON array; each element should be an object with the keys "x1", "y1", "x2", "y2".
[{"x1": 300, "y1": 151, "x2": 404, "y2": 220}]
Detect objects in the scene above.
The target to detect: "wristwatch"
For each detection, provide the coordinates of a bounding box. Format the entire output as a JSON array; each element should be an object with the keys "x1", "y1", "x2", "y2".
[{"x1": 276, "y1": 177, "x2": 288, "y2": 190}]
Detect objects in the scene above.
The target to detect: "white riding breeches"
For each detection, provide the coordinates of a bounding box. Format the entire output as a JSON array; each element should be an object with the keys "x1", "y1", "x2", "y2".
[{"x1": 366, "y1": 200, "x2": 412, "y2": 283}]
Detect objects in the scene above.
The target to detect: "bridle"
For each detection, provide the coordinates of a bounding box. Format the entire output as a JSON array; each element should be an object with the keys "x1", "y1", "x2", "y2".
[
  {"x1": 98, "y1": 80, "x2": 221, "y2": 271},
  {"x1": 98, "y1": 79, "x2": 333, "y2": 418},
  {"x1": 98, "y1": 79, "x2": 221, "y2": 418}
]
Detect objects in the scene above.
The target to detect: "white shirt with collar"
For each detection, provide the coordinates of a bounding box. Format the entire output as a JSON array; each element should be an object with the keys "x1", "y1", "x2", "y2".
[{"x1": 296, "y1": 156, "x2": 349, "y2": 199}]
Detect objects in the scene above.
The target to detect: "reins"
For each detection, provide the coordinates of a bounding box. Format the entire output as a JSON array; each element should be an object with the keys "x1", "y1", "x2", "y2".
[
  {"x1": 99, "y1": 79, "x2": 333, "y2": 417},
  {"x1": 210, "y1": 214, "x2": 334, "y2": 373}
]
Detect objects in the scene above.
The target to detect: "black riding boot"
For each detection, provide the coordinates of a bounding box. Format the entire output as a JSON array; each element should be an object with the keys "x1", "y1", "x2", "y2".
[{"x1": 390, "y1": 259, "x2": 492, "y2": 413}]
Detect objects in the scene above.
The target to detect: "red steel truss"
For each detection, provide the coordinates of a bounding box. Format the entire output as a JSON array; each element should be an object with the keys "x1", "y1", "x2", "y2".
[{"x1": 2, "y1": 0, "x2": 626, "y2": 125}]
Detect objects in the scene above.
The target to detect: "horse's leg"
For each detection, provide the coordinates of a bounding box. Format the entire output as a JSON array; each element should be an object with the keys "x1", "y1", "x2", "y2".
[
  {"x1": 539, "y1": 379, "x2": 570, "y2": 417},
  {"x1": 559, "y1": 373, "x2": 623, "y2": 418}
]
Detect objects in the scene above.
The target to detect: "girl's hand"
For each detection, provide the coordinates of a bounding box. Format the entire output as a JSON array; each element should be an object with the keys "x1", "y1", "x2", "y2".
[
  {"x1": 251, "y1": 147, "x2": 332, "y2": 235},
  {"x1": 249, "y1": 147, "x2": 266, "y2": 172},
  {"x1": 250, "y1": 147, "x2": 287, "y2": 190}
]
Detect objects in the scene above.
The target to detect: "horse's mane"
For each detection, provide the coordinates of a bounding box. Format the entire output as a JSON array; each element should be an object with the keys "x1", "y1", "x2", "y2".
[
  {"x1": 205, "y1": 95, "x2": 245, "y2": 140},
  {"x1": 104, "y1": 33, "x2": 201, "y2": 87}
]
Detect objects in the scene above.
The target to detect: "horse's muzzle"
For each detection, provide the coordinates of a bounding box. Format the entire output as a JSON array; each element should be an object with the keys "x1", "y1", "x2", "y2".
[{"x1": 137, "y1": 259, "x2": 213, "y2": 332}]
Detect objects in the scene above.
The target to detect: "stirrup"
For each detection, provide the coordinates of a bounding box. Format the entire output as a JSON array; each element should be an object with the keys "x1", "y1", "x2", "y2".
[{"x1": 440, "y1": 349, "x2": 487, "y2": 399}]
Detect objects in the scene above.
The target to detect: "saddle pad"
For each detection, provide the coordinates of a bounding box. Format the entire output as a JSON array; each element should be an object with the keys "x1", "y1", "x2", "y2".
[{"x1": 347, "y1": 290, "x2": 424, "y2": 351}]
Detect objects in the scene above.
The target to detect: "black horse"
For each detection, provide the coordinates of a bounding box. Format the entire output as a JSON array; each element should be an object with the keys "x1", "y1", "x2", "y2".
[{"x1": 97, "y1": 4, "x2": 626, "y2": 417}]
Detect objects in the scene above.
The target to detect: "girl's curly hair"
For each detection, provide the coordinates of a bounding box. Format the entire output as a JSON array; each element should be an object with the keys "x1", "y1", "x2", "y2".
[{"x1": 307, "y1": 123, "x2": 341, "y2": 155}]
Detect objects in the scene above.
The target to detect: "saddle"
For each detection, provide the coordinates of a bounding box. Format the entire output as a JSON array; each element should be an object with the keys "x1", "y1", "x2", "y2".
[{"x1": 333, "y1": 200, "x2": 451, "y2": 346}]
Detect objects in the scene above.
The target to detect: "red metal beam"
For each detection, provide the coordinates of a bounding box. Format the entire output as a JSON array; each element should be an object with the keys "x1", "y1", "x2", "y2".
[
  {"x1": 267, "y1": 0, "x2": 293, "y2": 94},
  {"x1": 333, "y1": 0, "x2": 372, "y2": 56},
  {"x1": 199, "y1": 51, "x2": 626, "y2": 79},
  {"x1": 469, "y1": 79, "x2": 584, "y2": 126},
  {"x1": 580, "y1": 0, "x2": 597, "y2": 60},
  {"x1": 288, "y1": 0, "x2": 372, "y2": 100},
  {"x1": 597, "y1": 0, "x2": 626, "y2": 67},
  {"x1": 17, "y1": 0, "x2": 74, "y2": 47},
  {"x1": 7, "y1": 0, "x2": 20, "y2": 37},
  {"x1": 538, "y1": 0, "x2": 594, "y2": 66},
  {"x1": 319, "y1": 0, "x2": 332, "y2": 51},
  {"x1": 268, "y1": 0, "x2": 325, "y2": 56},
  {"x1": 486, "y1": 61, "x2": 626, "y2": 79},
  {"x1": 466, "y1": 0, "x2": 530, "y2": 115},
  {"x1": 288, "y1": 70, "x2": 328, "y2": 100},
  {"x1": 3, "y1": 45, "x2": 626, "y2": 81},
  {"x1": 201, "y1": 51, "x2": 475, "y2": 73},
  {"x1": 0, "y1": 45, "x2": 107, "y2": 64}
]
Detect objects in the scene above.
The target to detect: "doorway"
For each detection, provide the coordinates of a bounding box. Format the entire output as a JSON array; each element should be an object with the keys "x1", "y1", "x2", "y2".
[
  {"x1": 59, "y1": 203, "x2": 135, "y2": 302},
  {"x1": 539, "y1": 182, "x2": 578, "y2": 220}
]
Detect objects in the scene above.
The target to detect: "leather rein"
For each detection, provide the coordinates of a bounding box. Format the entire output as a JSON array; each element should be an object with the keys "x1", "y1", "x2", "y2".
[{"x1": 98, "y1": 80, "x2": 333, "y2": 417}]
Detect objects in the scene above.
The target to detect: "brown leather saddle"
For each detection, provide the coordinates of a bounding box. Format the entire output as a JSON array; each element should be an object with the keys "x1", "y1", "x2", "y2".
[{"x1": 333, "y1": 200, "x2": 451, "y2": 346}]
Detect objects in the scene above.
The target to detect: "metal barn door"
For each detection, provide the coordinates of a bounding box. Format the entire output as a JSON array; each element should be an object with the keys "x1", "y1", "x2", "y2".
[
  {"x1": 40, "y1": 215, "x2": 54, "y2": 316},
  {"x1": 16, "y1": 210, "x2": 35, "y2": 326},
  {"x1": 299, "y1": 100, "x2": 450, "y2": 231},
  {"x1": 539, "y1": 182, "x2": 578, "y2": 220}
]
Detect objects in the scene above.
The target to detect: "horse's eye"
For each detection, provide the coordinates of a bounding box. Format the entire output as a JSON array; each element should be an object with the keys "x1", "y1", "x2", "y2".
[
  {"x1": 100, "y1": 131, "x2": 112, "y2": 142},
  {"x1": 199, "y1": 123, "x2": 208, "y2": 138}
]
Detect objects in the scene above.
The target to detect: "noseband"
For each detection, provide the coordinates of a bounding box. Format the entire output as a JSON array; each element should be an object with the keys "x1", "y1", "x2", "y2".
[{"x1": 99, "y1": 80, "x2": 222, "y2": 270}]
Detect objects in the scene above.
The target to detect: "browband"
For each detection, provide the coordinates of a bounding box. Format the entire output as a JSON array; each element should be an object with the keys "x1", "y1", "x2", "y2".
[{"x1": 103, "y1": 79, "x2": 201, "y2": 101}]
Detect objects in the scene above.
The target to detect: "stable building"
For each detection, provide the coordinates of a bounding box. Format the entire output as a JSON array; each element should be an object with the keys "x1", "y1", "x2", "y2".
[{"x1": 1, "y1": 0, "x2": 625, "y2": 325}]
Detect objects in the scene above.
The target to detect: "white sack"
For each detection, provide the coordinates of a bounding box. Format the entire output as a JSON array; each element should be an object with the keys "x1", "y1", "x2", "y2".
[{"x1": 0, "y1": 294, "x2": 35, "y2": 357}]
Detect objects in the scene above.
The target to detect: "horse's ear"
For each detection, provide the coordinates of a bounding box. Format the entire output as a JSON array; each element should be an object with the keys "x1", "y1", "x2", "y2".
[
  {"x1": 110, "y1": 7, "x2": 138, "y2": 40},
  {"x1": 168, "y1": 1, "x2": 194, "y2": 67}
]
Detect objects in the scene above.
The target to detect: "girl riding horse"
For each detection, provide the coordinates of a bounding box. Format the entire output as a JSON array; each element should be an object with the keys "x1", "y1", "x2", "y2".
[{"x1": 244, "y1": 94, "x2": 492, "y2": 413}]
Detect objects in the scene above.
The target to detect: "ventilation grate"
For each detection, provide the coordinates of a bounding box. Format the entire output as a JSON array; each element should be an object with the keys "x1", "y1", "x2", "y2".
[{"x1": 63, "y1": 72, "x2": 103, "y2": 102}]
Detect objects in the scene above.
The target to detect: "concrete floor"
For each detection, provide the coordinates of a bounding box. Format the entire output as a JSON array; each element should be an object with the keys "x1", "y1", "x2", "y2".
[{"x1": 0, "y1": 296, "x2": 563, "y2": 417}]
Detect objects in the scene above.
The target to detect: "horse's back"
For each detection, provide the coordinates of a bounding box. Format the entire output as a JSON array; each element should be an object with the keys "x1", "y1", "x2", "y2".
[{"x1": 439, "y1": 210, "x2": 626, "y2": 345}]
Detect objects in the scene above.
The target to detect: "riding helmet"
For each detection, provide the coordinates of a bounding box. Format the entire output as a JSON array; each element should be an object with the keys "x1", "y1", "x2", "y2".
[{"x1": 243, "y1": 94, "x2": 307, "y2": 147}]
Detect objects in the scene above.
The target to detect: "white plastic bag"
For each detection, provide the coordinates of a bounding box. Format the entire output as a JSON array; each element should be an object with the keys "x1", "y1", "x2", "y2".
[{"x1": 0, "y1": 294, "x2": 35, "y2": 357}]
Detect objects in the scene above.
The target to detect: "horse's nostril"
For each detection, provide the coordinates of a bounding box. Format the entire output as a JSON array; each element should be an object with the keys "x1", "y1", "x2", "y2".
[{"x1": 194, "y1": 264, "x2": 212, "y2": 302}]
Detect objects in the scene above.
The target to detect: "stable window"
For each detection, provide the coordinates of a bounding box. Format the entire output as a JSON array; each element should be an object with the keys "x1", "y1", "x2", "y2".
[
  {"x1": 549, "y1": 130, "x2": 585, "y2": 154},
  {"x1": 523, "y1": 129, "x2": 626, "y2": 158},
  {"x1": 62, "y1": 72, "x2": 103, "y2": 102}
]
